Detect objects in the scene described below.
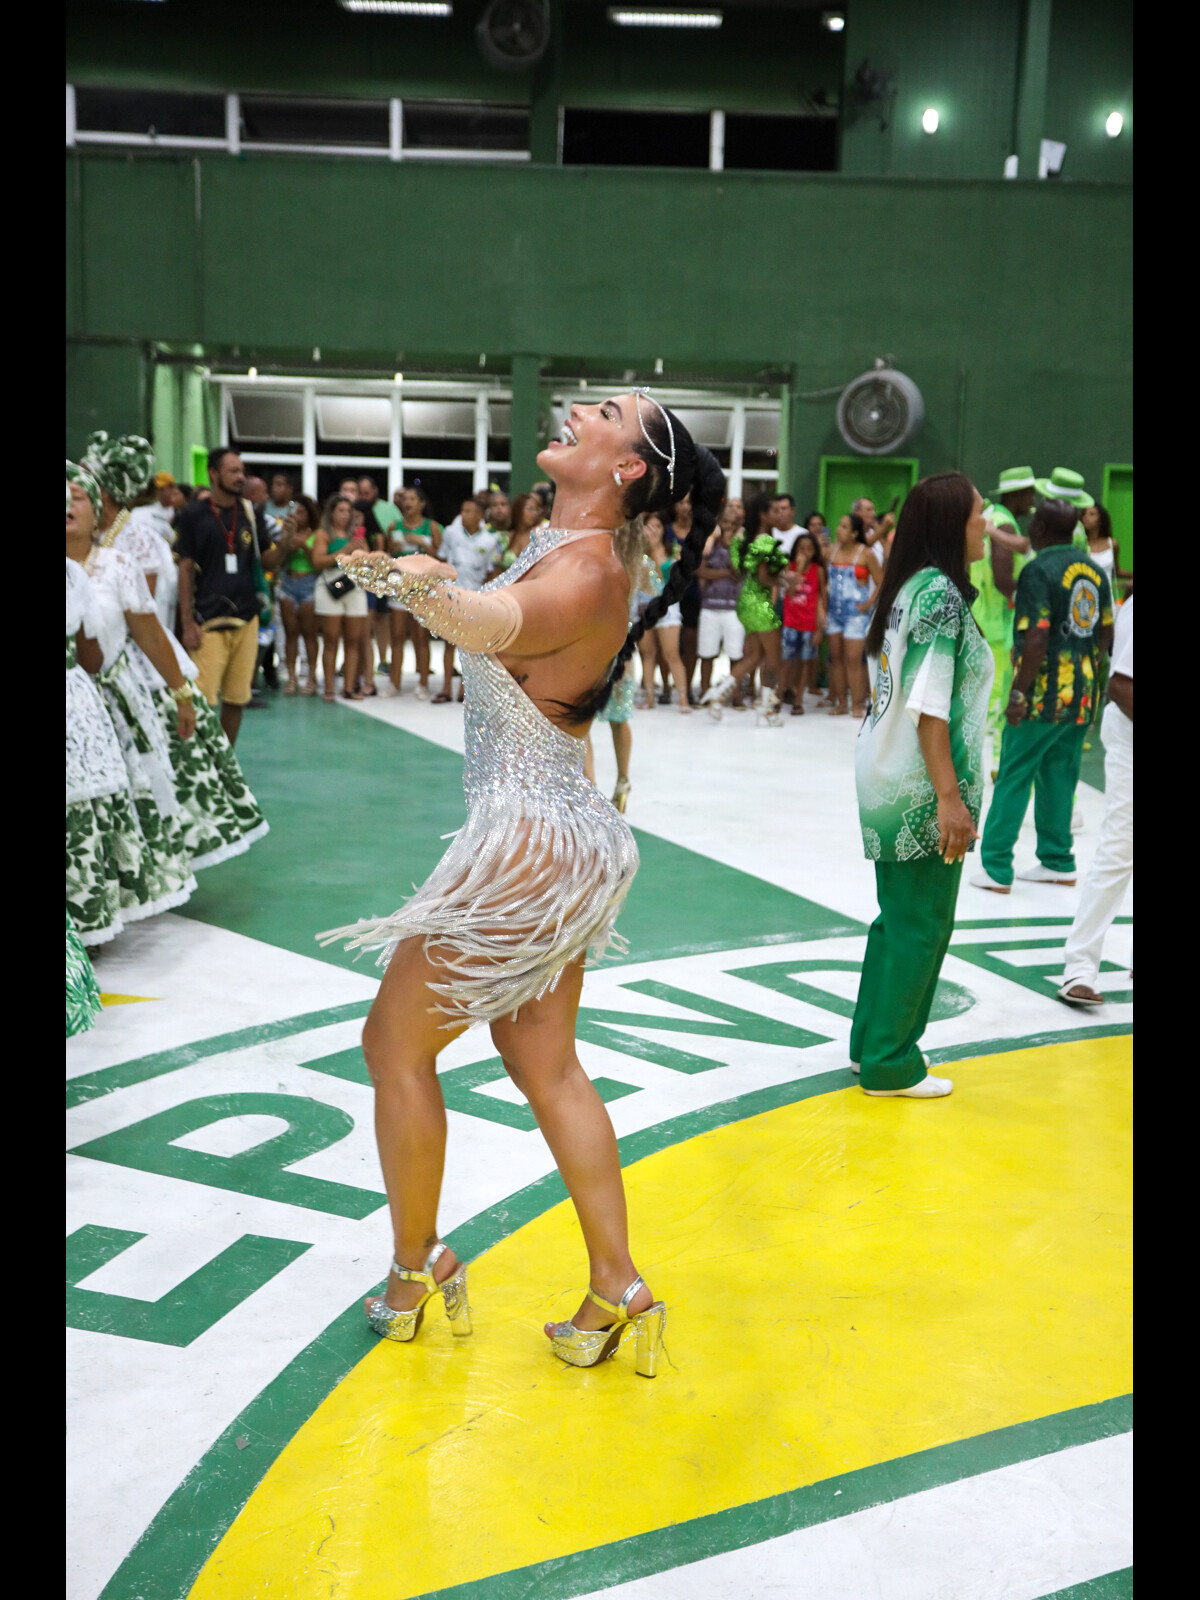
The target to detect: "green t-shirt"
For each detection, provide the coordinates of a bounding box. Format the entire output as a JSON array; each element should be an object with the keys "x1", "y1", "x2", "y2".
[
  {"x1": 856, "y1": 567, "x2": 994, "y2": 862},
  {"x1": 1012, "y1": 544, "x2": 1114, "y2": 725},
  {"x1": 970, "y1": 503, "x2": 1030, "y2": 649}
]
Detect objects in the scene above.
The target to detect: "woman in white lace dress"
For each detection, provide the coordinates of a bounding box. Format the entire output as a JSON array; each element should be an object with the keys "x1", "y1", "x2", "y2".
[
  {"x1": 66, "y1": 466, "x2": 196, "y2": 921},
  {"x1": 80, "y1": 433, "x2": 269, "y2": 869},
  {"x1": 66, "y1": 554, "x2": 162, "y2": 944},
  {"x1": 325, "y1": 392, "x2": 725, "y2": 1377}
]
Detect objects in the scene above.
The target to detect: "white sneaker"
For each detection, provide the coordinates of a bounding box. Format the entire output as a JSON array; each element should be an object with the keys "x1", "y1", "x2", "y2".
[
  {"x1": 378, "y1": 680, "x2": 399, "y2": 699},
  {"x1": 864, "y1": 1074, "x2": 954, "y2": 1099},
  {"x1": 414, "y1": 684, "x2": 430, "y2": 702},
  {"x1": 970, "y1": 870, "x2": 1011, "y2": 894},
  {"x1": 851, "y1": 1052, "x2": 930, "y2": 1077},
  {"x1": 1015, "y1": 864, "x2": 1076, "y2": 886}
]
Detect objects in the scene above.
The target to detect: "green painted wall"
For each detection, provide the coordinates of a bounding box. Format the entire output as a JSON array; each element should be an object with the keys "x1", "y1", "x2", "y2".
[
  {"x1": 841, "y1": 0, "x2": 1132, "y2": 181},
  {"x1": 65, "y1": 148, "x2": 1131, "y2": 510}
]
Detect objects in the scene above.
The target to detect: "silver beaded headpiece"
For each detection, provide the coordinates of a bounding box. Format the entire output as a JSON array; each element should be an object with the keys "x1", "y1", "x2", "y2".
[{"x1": 634, "y1": 388, "x2": 676, "y2": 494}]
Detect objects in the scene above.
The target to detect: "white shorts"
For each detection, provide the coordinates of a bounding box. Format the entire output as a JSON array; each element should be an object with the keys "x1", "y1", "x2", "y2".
[
  {"x1": 698, "y1": 609, "x2": 746, "y2": 661},
  {"x1": 652, "y1": 603, "x2": 683, "y2": 630},
  {"x1": 314, "y1": 577, "x2": 369, "y2": 618}
]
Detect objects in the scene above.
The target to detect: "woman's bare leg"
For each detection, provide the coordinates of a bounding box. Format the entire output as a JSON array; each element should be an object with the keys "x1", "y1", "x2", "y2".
[
  {"x1": 655, "y1": 626, "x2": 689, "y2": 710},
  {"x1": 279, "y1": 597, "x2": 300, "y2": 686},
  {"x1": 611, "y1": 720, "x2": 632, "y2": 782},
  {"x1": 413, "y1": 623, "x2": 430, "y2": 688},
  {"x1": 388, "y1": 610, "x2": 408, "y2": 692},
  {"x1": 299, "y1": 603, "x2": 319, "y2": 687},
  {"x1": 779, "y1": 651, "x2": 798, "y2": 702},
  {"x1": 491, "y1": 963, "x2": 653, "y2": 1331},
  {"x1": 846, "y1": 639, "x2": 869, "y2": 716},
  {"x1": 729, "y1": 633, "x2": 764, "y2": 703},
  {"x1": 343, "y1": 616, "x2": 366, "y2": 699},
  {"x1": 321, "y1": 618, "x2": 342, "y2": 700},
  {"x1": 638, "y1": 637, "x2": 657, "y2": 707},
  {"x1": 759, "y1": 628, "x2": 782, "y2": 690},
  {"x1": 360, "y1": 937, "x2": 470, "y2": 1313},
  {"x1": 827, "y1": 634, "x2": 848, "y2": 713},
  {"x1": 698, "y1": 656, "x2": 715, "y2": 697},
  {"x1": 681, "y1": 625, "x2": 698, "y2": 703}
]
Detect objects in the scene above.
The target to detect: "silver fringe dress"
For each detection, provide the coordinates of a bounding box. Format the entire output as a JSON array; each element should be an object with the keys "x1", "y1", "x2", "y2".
[{"x1": 319, "y1": 527, "x2": 640, "y2": 1024}]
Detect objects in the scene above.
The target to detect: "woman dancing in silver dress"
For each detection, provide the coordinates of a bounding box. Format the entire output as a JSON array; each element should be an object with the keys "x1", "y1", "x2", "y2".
[{"x1": 325, "y1": 391, "x2": 725, "y2": 1376}]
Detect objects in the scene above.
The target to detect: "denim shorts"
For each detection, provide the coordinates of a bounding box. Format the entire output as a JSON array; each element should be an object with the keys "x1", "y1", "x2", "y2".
[
  {"x1": 278, "y1": 572, "x2": 317, "y2": 607},
  {"x1": 782, "y1": 627, "x2": 817, "y2": 661},
  {"x1": 367, "y1": 591, "x2": 390, "y2": 613}
]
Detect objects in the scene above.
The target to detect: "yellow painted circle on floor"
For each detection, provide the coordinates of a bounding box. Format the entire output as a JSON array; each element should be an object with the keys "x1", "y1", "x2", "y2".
[{"x1": 190, "y1": 1036, "x2": 1131, "y2": 1598}]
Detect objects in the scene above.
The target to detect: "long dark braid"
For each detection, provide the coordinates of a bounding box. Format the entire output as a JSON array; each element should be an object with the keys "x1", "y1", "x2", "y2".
[{"x1": 563, "y1": 419, "x2": 725, "y2": 723}]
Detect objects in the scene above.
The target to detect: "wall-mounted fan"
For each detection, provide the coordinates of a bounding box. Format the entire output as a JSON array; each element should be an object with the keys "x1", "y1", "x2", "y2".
[
  {"x1": 837, "y1": 365, "x2": 924, "y2": 455},
  {"x1": 476, "y1": 0, "x2": 551, "y2": 72}
]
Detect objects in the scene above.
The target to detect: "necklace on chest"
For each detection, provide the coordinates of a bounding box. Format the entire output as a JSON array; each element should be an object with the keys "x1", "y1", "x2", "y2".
[{"x1": 97, "y1": 508, "x2": 131, "y2": 551}]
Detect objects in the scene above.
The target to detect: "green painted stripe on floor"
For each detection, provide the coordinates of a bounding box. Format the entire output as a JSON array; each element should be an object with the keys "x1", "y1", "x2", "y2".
[
  {"x1": 98, "y1": 1028, "x2": 1132, "y2": 1600},
  {"x1": 1036, "y1": 1568, "x2": 1133, "y2": 1600},
  {"x1": 927, "y1": 1021, "x2": 1132, "y2": 1065},
  {"x1": 410, "y1": 1397, "x2": 1133, "y2": 1600},
  {"x1": 64, "y1": 1001, "x2": 372, "y2": 1108}
]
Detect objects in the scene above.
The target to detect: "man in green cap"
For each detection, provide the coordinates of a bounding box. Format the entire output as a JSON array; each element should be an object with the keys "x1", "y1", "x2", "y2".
[
  {"x1": 1035, "y1": 467, "x2": 1093, "y2": 552},
  {"x1": 973, "y1": 497, "x2": 1114, "y2": 893},
  {"x1": 973, "y1": 467, "x2": 1036, "y2": 767}
]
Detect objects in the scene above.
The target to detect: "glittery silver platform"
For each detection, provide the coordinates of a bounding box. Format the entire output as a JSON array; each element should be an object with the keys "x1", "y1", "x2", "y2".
[{"x1": 318, "y1": 528, "x2": 639, "y2": 1024}]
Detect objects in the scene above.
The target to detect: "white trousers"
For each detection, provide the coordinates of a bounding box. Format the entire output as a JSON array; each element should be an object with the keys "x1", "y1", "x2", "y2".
[{"x1": 1061, "y1": 704, "x2": 1133, "y2": 988}]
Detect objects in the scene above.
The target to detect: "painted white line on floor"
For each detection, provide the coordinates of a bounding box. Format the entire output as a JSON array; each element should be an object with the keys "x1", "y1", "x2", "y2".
[{"x1": 574, "y1": 1432, "x2": 1132, "y2": 1600}]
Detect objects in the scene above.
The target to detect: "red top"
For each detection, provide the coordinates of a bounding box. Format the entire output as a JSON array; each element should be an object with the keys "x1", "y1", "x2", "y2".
[{"x1": 783, "y1": 563, "x2": 819, "y2": 631}]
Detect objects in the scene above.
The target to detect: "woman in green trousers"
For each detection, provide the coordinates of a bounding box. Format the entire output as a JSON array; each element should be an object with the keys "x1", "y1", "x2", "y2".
[{"x1": 850, "y1": 473, "x2": 993, "y2": 1098}]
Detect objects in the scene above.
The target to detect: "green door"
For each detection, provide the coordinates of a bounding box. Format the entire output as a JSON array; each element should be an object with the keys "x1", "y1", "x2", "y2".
[
  {"x1": 1102, "y1": 464, "x2": 1133, "y2": 577},
  {"x1": 817, "y1": 457, "x2": 920, "y2": 529}
]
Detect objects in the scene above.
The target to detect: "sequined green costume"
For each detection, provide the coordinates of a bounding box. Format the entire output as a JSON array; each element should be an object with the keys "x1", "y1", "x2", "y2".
[{"x1": 731, "y1": 532, "x2": 787, "y2": 634}]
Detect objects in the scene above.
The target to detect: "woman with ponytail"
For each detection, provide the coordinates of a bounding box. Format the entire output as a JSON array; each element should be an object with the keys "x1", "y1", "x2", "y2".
[{"x1": 325, "y1": 390, "x2": 723, "y2": 1377}]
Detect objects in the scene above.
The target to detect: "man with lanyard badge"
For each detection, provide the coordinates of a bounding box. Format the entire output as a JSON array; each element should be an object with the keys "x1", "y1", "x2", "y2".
[{"x1": 177, "y1": 447, "x2": 280, "y2": 747}]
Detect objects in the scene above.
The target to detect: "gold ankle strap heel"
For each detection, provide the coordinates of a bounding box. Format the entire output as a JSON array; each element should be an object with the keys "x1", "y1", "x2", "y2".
[
  {"x1": 366, "y1": 1242, "x2": 472, "y2": 1343},
  {"x1": 546, "y1": 1276, "x2": 667, "y2": 1377}
]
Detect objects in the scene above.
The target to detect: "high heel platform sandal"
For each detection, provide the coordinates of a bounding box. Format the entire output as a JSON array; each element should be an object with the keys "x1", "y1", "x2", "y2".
[
  {"x1": 366, "y1": 1242, "x2": 472, "y2": 1343},
  {"x1": 546, "y1": 1276, "x2": 666, "y2": 1378},
  {"x1": 612, "y1": 776, "x2": 631, "y2": 814}
]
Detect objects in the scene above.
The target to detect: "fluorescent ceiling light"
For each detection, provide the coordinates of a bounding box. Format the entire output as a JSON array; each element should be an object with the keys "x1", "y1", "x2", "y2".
[
  {"x1": 921, "y1": 108, "x2": 940, "y2": 134},
  {"x1": 338, "y1": 2, "x2": 453, "y2": 15},
  {"x1": 1105, "y1": 111, "x2": 1124, "y2": 137},
  {"x1": 821, "y1": 11, "x2": 845, "y2": 30},
  {"x1": 608, "y1": 9, "x2": 723, "y2": 27}
]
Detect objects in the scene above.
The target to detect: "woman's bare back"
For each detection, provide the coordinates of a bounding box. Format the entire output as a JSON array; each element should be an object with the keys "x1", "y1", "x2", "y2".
[{"x1": 494, "y1": 532, "x2": 631, "y2": 732}]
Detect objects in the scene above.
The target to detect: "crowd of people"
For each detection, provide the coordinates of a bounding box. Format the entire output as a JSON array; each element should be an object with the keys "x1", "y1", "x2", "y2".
[{"x1": 67, "y1": 434, "x2": 1132, "y2": 1048}]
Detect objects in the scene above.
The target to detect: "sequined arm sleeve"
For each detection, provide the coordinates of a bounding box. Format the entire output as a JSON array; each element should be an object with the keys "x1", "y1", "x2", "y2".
[{"x1": 339, "y1": 552, "x2": 523, "y2": 653}]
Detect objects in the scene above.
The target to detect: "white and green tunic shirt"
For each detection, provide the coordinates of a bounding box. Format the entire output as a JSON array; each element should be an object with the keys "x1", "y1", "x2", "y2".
[{"x1": 856, "y1": 567, "x2": 993, "y2": 862}]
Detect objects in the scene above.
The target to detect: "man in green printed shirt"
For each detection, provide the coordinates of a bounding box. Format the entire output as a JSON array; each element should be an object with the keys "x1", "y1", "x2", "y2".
[
  {"x1": 971, "y1": 466, "x2": 1035, "y2": 760},
  {"x1": 973, "y1": 498, "x2": 1113, "y2": 893}
]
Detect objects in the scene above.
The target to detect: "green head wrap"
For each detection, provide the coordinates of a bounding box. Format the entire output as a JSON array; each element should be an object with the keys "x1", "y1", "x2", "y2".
[
  {"x1": 80, "y1": 430, "x2": 155, "y2": 507},
  {"x1": 66, "y1": 460, "x2": 102, "y2": 524}
]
